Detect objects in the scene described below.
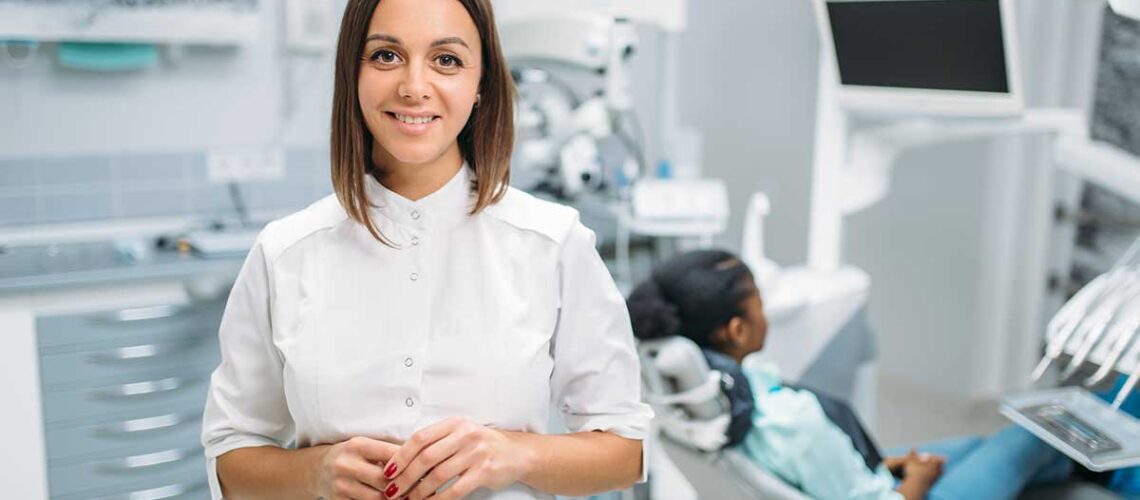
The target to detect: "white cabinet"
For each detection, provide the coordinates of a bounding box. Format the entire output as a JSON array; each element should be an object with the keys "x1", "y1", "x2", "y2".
[
  {"x1": 0, "y1": 278, "x2": 230, "y2": 499},
  {"x1": 0, "y1": 1, "x2": 261, "y2": 45}
]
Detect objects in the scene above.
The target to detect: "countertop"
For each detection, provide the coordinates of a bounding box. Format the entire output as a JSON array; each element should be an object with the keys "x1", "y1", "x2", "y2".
[{"x1": 0, "y1": 239, "x2": 246, "y2": 294}]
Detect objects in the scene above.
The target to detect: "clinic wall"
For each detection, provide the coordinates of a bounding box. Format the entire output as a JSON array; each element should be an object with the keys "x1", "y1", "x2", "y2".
[
  {"x1": 674, "y1": 0, "x2": 821, "y2": 264},
  {"x1": 0, "y1": 1, "x2": 334, "y2": 157},
  {"x1": 846, "y1": 143, "x2": 993, "y2": 396},
  {"x1": 0, "y1": 2, "x2": 340, "y2": 228}
]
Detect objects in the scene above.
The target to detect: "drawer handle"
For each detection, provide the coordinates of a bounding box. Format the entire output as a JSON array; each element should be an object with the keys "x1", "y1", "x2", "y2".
[
  {"x1": 96, "y1": 413, "x2": 197, "y2": 436},
  {"x1": 104, "y1": 480, "x2": 204, "y2": 500},
  {"x1": 88, "y1": 339, "x2": 203, "y2": 363},
  {"x1": 102, "y1": 304, "x2": 190, "y2": 323},
  {"x1": 93, "y1": 377, "x2": 188, "y2": 400},
  {"x1": 95, "y1": 447, "x2": 198, "y2": 473}
]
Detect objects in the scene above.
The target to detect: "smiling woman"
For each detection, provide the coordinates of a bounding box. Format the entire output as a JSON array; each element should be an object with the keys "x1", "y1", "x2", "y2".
[
  {"x1": 331, "y1": 0, "x2": 515, "y2": 247},
  {"x1": 201, "y1": 1, "x2": 653, "y2": 499}
]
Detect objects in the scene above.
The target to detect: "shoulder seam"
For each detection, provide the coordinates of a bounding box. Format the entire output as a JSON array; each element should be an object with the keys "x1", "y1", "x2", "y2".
[
  {"x1": 483, "y1": 188, "x2": 579, "y2": 246},
  {"x1": 261, "y1": 196, "x2": 349, "y2": 264}
]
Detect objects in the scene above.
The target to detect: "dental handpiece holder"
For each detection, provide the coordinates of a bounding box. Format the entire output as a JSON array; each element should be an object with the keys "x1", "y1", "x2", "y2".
[{"x1": 1003, "y1": 235, "x2": 1140, "y2": 472}]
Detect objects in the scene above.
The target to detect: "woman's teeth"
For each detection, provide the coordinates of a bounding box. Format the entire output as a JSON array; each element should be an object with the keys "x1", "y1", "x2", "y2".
[{"x1": 394, "y1": 114, "x2": 435, "y2": 125}]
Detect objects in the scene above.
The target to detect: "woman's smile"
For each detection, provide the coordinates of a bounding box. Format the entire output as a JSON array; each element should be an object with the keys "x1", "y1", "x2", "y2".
[{"x1": 385, "y1": 111, "x2": 442, "y2": 136}]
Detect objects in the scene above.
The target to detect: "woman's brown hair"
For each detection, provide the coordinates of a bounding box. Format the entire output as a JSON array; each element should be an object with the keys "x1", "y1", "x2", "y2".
[{"x1": 330, "y1": 0, "x2": 515, "y2": 245}]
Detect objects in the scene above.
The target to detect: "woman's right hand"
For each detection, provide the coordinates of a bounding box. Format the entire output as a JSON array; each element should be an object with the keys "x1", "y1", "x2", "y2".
[
  {"x1": 314, "y1": 436, "x2": 401, "y2": 500},
  {"x1": 893, "y1": 449, "x2": 945, "y2": 500},
  {"x1": 901, "y1": 449, "x2": 945, "y2": 485}
]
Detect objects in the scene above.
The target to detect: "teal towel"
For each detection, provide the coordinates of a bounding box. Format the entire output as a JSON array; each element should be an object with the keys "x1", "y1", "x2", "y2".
[{"x1": 57, "y1": 42, "x2": 158, "y2": 72}]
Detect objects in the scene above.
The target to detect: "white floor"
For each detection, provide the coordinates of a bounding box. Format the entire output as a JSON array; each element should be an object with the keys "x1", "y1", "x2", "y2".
[{"x1": 873, "y1": 373, "x2": 1010, "y2": 451}]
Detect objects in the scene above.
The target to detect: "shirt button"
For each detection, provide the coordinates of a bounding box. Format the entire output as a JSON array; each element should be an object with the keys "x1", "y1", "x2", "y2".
[
  {"x1": 405, "y1": 397, "x2": 415, "y2": 408},
  {"x1": 404, "y1": 357, "x2": 414, "y2": 367},
  {"x1": 410, "y1": 210, "x2": 421, "y2": 220},
  {"x1": 411, "y1": 236, "x2": 420, "y2": 246},
  {"x1": 409, "y1": 272, "x2": 419, "y2": 282}
]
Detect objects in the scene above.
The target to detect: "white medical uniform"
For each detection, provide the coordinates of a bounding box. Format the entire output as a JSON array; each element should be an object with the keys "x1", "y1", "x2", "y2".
[{"x1": 200, "y1": 165, "x2": 653, "y2": 499}]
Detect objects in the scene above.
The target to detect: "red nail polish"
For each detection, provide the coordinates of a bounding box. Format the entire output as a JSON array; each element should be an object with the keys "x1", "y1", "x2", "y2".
[
  {"x1": 385, "y1": 484, "x2": 399, "y2": 498},
  {"x1": 385, "y1": 462, "x2": 398, "y2": 478}
]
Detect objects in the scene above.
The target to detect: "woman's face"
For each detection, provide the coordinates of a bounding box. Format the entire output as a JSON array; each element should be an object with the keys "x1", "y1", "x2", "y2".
[
  {"x1": 358, "y1": 0, "x2": 482, "y2": 168},
  {"x1": 739, "y1": 286, "x2": 769, "y2": 355}
]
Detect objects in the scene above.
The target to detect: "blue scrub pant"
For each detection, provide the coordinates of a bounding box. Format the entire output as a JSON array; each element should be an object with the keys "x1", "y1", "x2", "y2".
[{"x1": 887, "y1": 376, "x2": 1140, "y2": 500}]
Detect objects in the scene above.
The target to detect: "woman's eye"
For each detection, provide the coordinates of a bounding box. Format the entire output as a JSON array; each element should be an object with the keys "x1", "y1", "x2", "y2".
[
  {"x1": 437, "y1": 54, "x2": 462, "y2": 68},
  {"x1": 370, "y1": 50, "x2": 400, "y2": 64}
]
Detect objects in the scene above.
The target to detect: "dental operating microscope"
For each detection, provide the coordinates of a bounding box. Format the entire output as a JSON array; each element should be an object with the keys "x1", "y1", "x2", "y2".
[{"x1": 498, "y1": 11, "x2": 646, "y2": 201}]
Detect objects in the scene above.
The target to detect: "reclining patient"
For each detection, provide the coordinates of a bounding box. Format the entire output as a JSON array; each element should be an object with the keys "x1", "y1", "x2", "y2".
[{"x1": 627, "y1": 249, "x2": 1140, "y2": 500}]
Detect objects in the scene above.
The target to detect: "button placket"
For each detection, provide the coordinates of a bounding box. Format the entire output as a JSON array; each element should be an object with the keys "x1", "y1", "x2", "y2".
[
  {"x1": 402, "y1": 239, "x2": 428, "y2": 417},
  {"x1": 401, "y1": 207, "x2": 428, "y2": 419},
  {"x1": 392, "y1": 348, "x2": 422, "y2": 417},
  {"x1": 407, "y1": 227, "x2": 423, "y2": 281}
]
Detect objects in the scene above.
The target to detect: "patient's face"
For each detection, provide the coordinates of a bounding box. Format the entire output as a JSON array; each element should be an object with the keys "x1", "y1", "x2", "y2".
[{"x1": 740, "y1": 286, "x2": 768, "y2": 355}]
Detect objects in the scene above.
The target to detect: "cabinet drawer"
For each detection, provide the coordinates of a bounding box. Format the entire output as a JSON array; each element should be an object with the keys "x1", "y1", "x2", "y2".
[
  {"x1": 76, "y1": 477, "x2": 208, "y2": 500},
  {"x1": 45, "y1": 411, "x2": 203, "y2": 461},
  {"x1": 40, "y1": 334, "x2": 219, "y2": 387},
  {"x1": 41, "y1": 368, "x2": 213, "y2": 424},
  {"x1": 48, "y1": 446, "x2": 206, "y2": 498},
  {"x1": 37, "y1": 300, "x2": 226, "y2": 348}
]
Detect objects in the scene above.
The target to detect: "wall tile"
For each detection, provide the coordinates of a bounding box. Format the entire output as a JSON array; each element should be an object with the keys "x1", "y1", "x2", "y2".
[
  {"x1": 119, "y1": 189, "x2": 190, "y2": 219},
  {"x1": 0, "y1": 158, "x2": 39, "y2": 191},
  {"x1": 39, "y1": 191, "x2": 113, "y2": 223},
  {"x1": 38, "y1": 156, "x2": 111, "y2": 186},
  {"x1": 114, "y1": 153, "x2": 188, "y2": 185},
  {"x1": 0, "y1": 195, "x2": 38, "y2": 225},
  {"x1": 0, "y1": 147, "x2": 327, "y2": 227}
]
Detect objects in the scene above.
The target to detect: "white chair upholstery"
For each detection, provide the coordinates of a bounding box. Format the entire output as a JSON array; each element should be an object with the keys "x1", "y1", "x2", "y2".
[{"x1": 638, "y1": 337, "x2": 810, "y2": 500}]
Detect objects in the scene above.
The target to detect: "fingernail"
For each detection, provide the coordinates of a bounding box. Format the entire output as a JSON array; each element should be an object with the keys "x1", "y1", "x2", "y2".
[
  {"x1": 384, "y1": 463, "x2": 398, "y2": 478},
  {"x1": 385, "y1": 484, "x2": 399, "y2": 498}
]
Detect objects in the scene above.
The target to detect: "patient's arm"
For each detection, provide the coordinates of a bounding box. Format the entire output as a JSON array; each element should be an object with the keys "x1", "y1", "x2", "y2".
[
  {"x1": 893, "y1": 452, "x2": 944, "y2": 500},
  {"x1": 895, "y1": 476, "x2": 934, "y2": 500},
  {"x1": 883, "y1": 456, "x2": 906, "y2": 476}
]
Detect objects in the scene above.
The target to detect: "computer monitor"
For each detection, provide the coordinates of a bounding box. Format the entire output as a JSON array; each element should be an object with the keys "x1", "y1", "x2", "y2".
[
  {"x1": 1091, "y1": 5, "x2": 1140, "y2": 158},
  {"x1": 813, "y1": 0, "x2": 1024, "y2": 117}
]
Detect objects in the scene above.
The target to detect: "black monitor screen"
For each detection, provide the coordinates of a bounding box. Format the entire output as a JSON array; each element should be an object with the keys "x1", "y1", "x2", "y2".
[{"x1": 826, "y1": 0, "x2": 1010, "y2": 93}]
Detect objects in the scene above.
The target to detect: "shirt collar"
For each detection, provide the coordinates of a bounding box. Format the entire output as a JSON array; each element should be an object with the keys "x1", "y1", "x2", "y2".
[{"x1": 365, "y1": 163, "x2": 475, "y2": 229}]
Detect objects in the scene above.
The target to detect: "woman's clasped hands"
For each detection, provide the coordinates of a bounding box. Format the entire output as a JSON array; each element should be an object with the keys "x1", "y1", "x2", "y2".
[{"x1": 316, "y1": 417, "x2": 533, "y2": 500}]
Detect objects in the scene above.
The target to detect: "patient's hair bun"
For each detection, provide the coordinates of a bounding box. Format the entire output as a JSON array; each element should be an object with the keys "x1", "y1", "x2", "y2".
[{"x1": 627, "y1": 280, "x2": 682, "y2": 340}]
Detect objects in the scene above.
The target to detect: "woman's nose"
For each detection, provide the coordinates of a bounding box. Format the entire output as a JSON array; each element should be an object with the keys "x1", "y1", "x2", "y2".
[{"x1": 397, "y1": 64, "x2": 432, "y2": 101}]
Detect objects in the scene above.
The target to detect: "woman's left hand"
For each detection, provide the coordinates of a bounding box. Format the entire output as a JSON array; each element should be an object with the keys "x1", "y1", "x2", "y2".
[
  {"x1": 884, "y1": 455, "x2": 907, "y2": 476},
  {"x1": 380, "y1": 417, "x2": 534, "y2": 500}
]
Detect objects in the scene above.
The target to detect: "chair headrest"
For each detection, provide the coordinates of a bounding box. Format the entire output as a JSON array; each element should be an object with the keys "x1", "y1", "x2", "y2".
[{"x1": 638, "y1": 336, "x2": 731, "y2": 451}]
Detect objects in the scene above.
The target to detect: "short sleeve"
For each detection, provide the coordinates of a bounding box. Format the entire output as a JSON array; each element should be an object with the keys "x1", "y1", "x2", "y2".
[
  {"x1": 549, "y1": 220, "x2": 655, "y2": 481},
  {"x1": 200, "y1": 234, "x2": 294, "y2": 499}
]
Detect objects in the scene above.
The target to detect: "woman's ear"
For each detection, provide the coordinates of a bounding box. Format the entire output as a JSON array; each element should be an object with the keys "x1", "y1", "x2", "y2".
[{"x1": 725, "y1": 316, "x2": 746, "y2": 348}]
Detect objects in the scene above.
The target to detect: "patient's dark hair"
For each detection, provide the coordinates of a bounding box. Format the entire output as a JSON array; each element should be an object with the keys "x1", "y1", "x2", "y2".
[{"x1": 627, "y1": 250, "x2": 756, "y2": 348}]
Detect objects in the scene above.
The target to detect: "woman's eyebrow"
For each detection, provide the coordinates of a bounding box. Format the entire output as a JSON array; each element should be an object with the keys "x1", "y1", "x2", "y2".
[
  {"x1": 365, "y1": 33, "x2": 402, "y2": 45},
  {"x1": 430, "y1": 37, "x2": 469, "y2": 49},
  {"x1": 363, "y1": 34, "x2": 468, "y2": 50}
]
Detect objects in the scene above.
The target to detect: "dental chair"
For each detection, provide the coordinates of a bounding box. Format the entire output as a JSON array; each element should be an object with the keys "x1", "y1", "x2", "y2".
[
  {"x1": 637, "y1": 336, "x2": 1123, "y2": 500},
  {"x1": 638, "y1": 336, "x2": 810, "y2": 500}
]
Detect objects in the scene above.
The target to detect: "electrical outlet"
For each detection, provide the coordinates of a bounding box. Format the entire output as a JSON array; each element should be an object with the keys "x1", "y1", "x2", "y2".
[{"x1": 207, "y1": 147, "x2": 286, "y2": 183}]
